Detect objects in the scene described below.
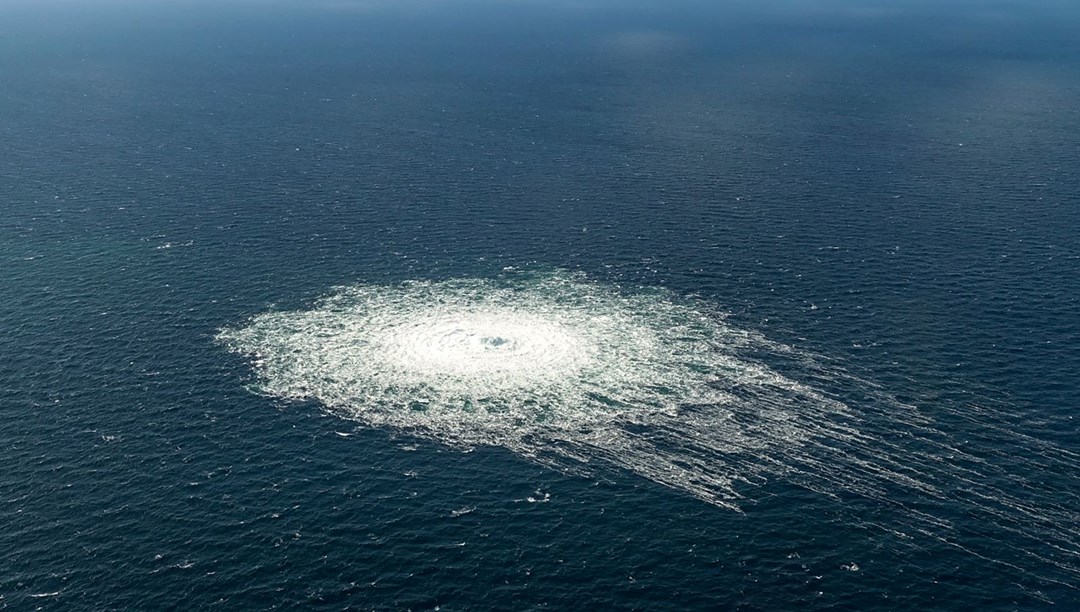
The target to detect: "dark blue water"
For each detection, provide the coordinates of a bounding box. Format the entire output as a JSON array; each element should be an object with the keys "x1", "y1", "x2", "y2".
[{"x1": 3, "y1": 1, "x2": 1079, "y2": 609}]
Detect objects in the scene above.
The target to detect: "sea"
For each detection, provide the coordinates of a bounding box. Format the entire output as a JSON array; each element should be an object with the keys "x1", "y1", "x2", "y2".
[{"x1": 2, "y1": 1, "x2": 1079, "y2": 609}]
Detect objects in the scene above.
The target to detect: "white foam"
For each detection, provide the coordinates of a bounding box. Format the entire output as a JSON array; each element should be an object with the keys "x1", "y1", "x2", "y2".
[
  {"x1": 218, "y1": 271, "x2": 820, "y2": 508},
  {"x1": 218, "y1": 270, "x2": 1080, "y2": 588}
]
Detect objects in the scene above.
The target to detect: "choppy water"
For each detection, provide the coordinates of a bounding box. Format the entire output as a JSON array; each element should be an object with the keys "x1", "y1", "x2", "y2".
[{"x1": 3, "y1": 1, "x2": 1080, "y2": 609}]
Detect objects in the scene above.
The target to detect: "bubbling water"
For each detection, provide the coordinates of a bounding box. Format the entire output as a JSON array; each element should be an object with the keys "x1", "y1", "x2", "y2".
[
  {"x1": 218, "y1": 270, "x2": 1080, "y2": 591},
  {"x1": 218, "y1": 271, "x2": 826, "y2": 506},
  {"x1": 374, "y1": 311, "x2": 594, "y2": 387}
]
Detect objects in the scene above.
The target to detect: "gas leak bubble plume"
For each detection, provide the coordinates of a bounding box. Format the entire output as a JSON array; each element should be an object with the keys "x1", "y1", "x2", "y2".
[
  {"x1": 218, "y1": 271, "x2": 1080, "y2": 585},
  {"x1": 218, "y1": 271, "x2": 820, "y2": 508}
]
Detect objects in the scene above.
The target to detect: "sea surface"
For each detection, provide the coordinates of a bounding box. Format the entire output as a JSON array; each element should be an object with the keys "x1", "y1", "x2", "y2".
[{"x1": 2, "y1": 1, "x2": 1080, "y2": 609}]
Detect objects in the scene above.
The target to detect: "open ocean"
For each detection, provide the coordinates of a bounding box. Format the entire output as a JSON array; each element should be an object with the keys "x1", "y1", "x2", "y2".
[{"x1": 2, "y1": 1, "x2": 1079, "y2": 609}]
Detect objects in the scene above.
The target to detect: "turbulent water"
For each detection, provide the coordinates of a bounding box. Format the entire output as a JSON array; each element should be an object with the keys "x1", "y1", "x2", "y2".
[
  {"x1": 219, "y1": 271, "x2": 826, "y2": 508},
  {"x1": 221, "y1": 271, "x2": 1080, "y2": 591}
]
